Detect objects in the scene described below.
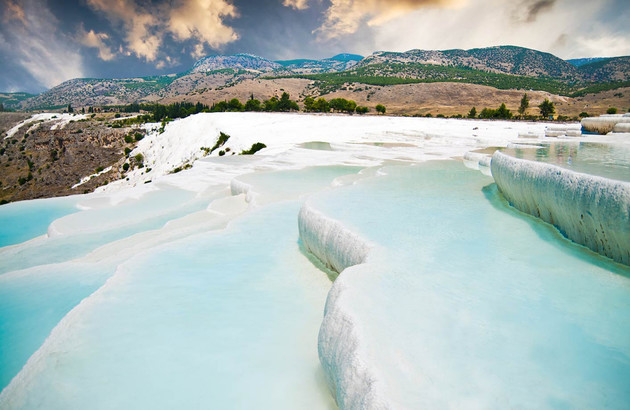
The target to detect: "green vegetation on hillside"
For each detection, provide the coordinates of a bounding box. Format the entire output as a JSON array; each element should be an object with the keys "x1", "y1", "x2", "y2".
[
  {"x1": 269, "y1": 62, "x2": 629, "y2": 97},
  {"x1": 271, "y1": 63, "x2": 576, "y2": 95}
]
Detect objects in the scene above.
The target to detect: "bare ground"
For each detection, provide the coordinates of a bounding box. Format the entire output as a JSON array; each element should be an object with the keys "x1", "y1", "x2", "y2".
[{"x1": 160, "y1": 80, "x2": 630, "y2": 117}]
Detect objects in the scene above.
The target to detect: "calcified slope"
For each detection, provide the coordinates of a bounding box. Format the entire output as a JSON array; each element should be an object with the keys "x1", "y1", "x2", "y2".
[
  {"x1": 491, "y1": 151, "x2": 630, "y2": 265},
  {"x1": 299, "y1": 161, "x2": 630, "y2": 408},
  {"x1": 581, "y1": 114, "x2": 630, "y2": 134}
]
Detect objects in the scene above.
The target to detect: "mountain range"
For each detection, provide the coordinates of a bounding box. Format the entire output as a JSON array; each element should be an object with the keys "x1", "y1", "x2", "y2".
[{"x1": 6, "y1": 46, "x2": 629, "y2": 111}]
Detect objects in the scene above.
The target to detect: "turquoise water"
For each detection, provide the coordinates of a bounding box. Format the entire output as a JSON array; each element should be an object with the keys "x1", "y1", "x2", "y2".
[
  {"x1": 311, "y1": 161, "x2": 630, "y2": 408},
  {"x1": 0, "y1": 166, "x2": 360, "y2": 407},
  {"x1": 1, "y1": 160, "x2": 628, "y2": 408},
  {"x1": 1, "y1": 203, "x2": 334, "y2": 409},
  {"x1": 0, "y1": 196, "x2": 79, "y2": 247},
  {"x1": 501, "y1": 142, "x2": 630, "y2": 182}
]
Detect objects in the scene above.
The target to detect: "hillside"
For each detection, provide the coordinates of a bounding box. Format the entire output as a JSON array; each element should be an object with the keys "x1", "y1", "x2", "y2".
[
  {"x1": 0, "y1": 92, "x2": 36, "y2": 110},
  {"x1": 275, "y1": 53, "x2": 363, "y2": 74},
  {"x1": 578, "y1": 56, "x2": 630, "y2": 82},
  {"x1": 357, "y1": 46, "x2": 581, "y2": 81},
  {"x1": 192, "y1": 53, "x2": 281, "y2": 73},
  {"x1": 13, "y1": 46, "x2": 630, "y2": 112}
]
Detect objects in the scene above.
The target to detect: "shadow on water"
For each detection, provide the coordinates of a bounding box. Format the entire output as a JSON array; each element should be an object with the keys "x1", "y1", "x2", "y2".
[
  {"x1": 297, "y1": 238, "x2": 339, "y2": 282},
  {"x1": 482, "y1": 182, "x2": 630, "y2": 278}
]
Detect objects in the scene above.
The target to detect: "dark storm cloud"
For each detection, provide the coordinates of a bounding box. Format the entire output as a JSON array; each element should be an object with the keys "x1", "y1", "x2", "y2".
[{"x1": 511, "y1": 0, "x2": 556, "y2": 23}]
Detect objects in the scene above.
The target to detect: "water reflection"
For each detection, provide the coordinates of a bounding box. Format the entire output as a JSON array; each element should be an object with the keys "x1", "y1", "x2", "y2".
[{"x1": 501, "y1": 142, "x2": 630, "y2": 182}]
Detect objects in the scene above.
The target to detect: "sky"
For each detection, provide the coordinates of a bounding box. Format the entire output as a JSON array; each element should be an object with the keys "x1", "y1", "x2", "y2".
[{"x1": 0, "y1": 0, "x2": 629, "y2": 93}]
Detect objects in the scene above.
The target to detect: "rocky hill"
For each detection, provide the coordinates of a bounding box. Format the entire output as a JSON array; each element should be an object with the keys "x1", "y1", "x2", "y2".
[
  {"x1": 276, "y1": 53, "x2": 363, "y2": 74},
  {"x1": 358, "y1": 46, "x2": 581, "y2": 81},
  {"x1": 0, "y1": 112, "x2": 145, "y2": 202},
  {"x1": 191, "y1": 53, "x2": 281, "y2": 73},
  {"x1": 578, "y1": 56, "x2": 630, "y2": 82}
]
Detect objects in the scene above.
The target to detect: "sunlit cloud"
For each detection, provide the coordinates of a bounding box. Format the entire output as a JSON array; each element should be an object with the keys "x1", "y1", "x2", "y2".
[
  {"x1": 282, "y1": 0, "x2": 310, "y2": 10},
  {"x1": 85, "y1": 0, "x2": 161, "y2": 61},
  {"x1": 3, "y1": 0, "x2": 27, "y2": 25},
  {"x1": 314, "y1": 0, "x2": 464, "y2": 40},
  {"x1": 78, "y1": 26, "x2": 116, "y2": 61},
  {"x1": 168, "y1": 0, "x2": 239, "y2": 48},
  {"x1": 369, "y1": 0, "x2": 629, "y2": 59},
  {"x1": 84, "y1": 0, "x2": 239, "y2": 64}
]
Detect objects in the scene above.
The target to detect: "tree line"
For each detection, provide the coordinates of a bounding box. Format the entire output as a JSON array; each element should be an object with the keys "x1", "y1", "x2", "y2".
[
  {"x1": 467, "y1": 94, "x2": 556, "y2": 120},
  {"x1": 111, "y1": 93, "x2": 387, "y2": 122}
]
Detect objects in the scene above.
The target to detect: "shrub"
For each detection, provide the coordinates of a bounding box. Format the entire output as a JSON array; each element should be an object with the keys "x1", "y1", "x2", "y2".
[
  {"x1": 578, "y1": 112, "x2": 589, "y2": 118},
  {"x1": 124, "y1": 134, "x2": 134, "y2": 143},
  {"x1": 240, "y1": 142, "x2": 267, "y2": 155},
  {"x1": 96, "y1": 166, "x2": 104, "y2": 173},
  {"x1": 210, "y1": 132, "x2": 230, "y2": 153},
  {"x1": 375, "y1": 104, "x2": 386, "y2": 114},
  {"x1": 122, "y1": 163, "x2": 130, "y2": 171},
  {"x1": 606, "y1": 107, "x2": 618, "y2": 114},
  {"x1": 124, "y1": 147, "x2": 132, "y2": 155},
  {"x1": 134, "y1": 132, "x2": 144, "y2": 141},
  {"x1": 356, "y1": 106, "x2": 369, "y2": 114},
  {"x1": 467, "y1": 107, "x2": 477, "y2": 118}
]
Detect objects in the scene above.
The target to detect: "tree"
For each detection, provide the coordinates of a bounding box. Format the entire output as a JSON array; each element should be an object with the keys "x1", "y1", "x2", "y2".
[
  {"x1": 212, "y1": 101, "x2": 229, "y2": 112},
  {"x1": 263, "y1": 96, "x2": 279, "y2": 111},
  {"x1": 313, "y1": 98, "x2": 330, "y2": 113},
  {"x1": 227, "y1": 98, "x2": 243, "y2": 111},
  {"x1": 277, "y1": 92, "x2": 299, "y2": 111},
  {"x1": 479, "y1": 107, "x2": 495, "y2": 119},
  {"x1": 495, "y1": 103, "x2": 513, "y2": 119},
  {"x1": 518, "y1": 93, "x2": 529, "y2": 115},
  {"x1": 538, "y1": 98, "x2": 555, "y2": 118},
  {"x1": 356, "y1": 106, "x2": 369, "y2": 114},
  {"x1": 244, "y1": 98, "x2": 261, "y2": 111},
  {"x1": 467, "y1": 106, "x2": 477, "y2": 118},
  {"x1": 303, "y1": 97, "x2": 315, "y2": 112},
  {"x1": 67, "y1": 103, "x2": 74, "y2": 113},
  {"x1": 375, "y1": 104, "x2": 386, "y2": 114},
  {"x1": 0, "y1": 103, "x2": 4, "y2": 112},
  {"x1": 606, "y1": 107, "x2": 618, "y2": 114}
]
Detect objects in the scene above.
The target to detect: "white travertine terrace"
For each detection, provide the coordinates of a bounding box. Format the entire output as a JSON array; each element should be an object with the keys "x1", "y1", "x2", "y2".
[{"x1": 491, "y1": 151, "x2": 630, "y2": 265}]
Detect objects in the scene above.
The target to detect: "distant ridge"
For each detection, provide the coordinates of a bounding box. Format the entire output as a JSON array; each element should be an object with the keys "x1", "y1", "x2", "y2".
[
  {"x1": 10, "y1": 46, "x2": 630, "y2": 110},
  {"x1": 192, "y1": 53, "x2": 281, "y2": 73},
  {"x1": 567, "y1": 57, "x2": 607, "y2": 67}
]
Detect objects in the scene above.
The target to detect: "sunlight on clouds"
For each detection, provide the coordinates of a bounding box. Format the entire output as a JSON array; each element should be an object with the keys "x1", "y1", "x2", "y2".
[
  {"x1": 85, "y1": 0, "x2": 160, "y2": 61},
  {"x1": 282, "y1": 0, "x2": 310, "y2": 10},
  {"x1": 368, "y1": 0, "x2": 629, "y2": 59},
  {"x1": 315, "y1": 0, "x2": 464, "y2": 40},
  {"x1": 84, "y1": 0, "x2": 239, "y2": 64},
  {"x1": 3, "y1": 0, "x2": 27, "y2": 25},
  {"x1": 169, "y1": 0, "x2": 239, "y2": 48},
  {"x1": 78, "y1": 26, "x2": 116, "y2": 61}
]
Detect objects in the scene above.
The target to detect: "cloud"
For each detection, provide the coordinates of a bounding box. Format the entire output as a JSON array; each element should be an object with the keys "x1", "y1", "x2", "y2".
[
  {"x1": 0, "y1": 0, "x2": 84, "y2": 90},
  {"x1": 85, "y1": 0, "x2": 161, "y2": 61},
  {"x1": 84, "y1": 0, "x2": 239, "y2": 64},
  {"x1": 282, "y1": 0, "x2": 310, "y2": 10},
  {"x1": 369, "y1": 0, "x2": 629, "y2": 59},
  {"x1": 78, "y1": 26, "x2": 116, "y2": 61},
  {"x1": 314, "y1": 0, "x2": 464, "y2": 40},
  {"x1": 2, "y1": 0, "x2": 26, "y2": 25},
  {"x1": 168, "y1": 0, "x2": 239, "y2": 48},
  {"x1": 512, "y1": 0, "x2": 556, "y2": 23}
]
